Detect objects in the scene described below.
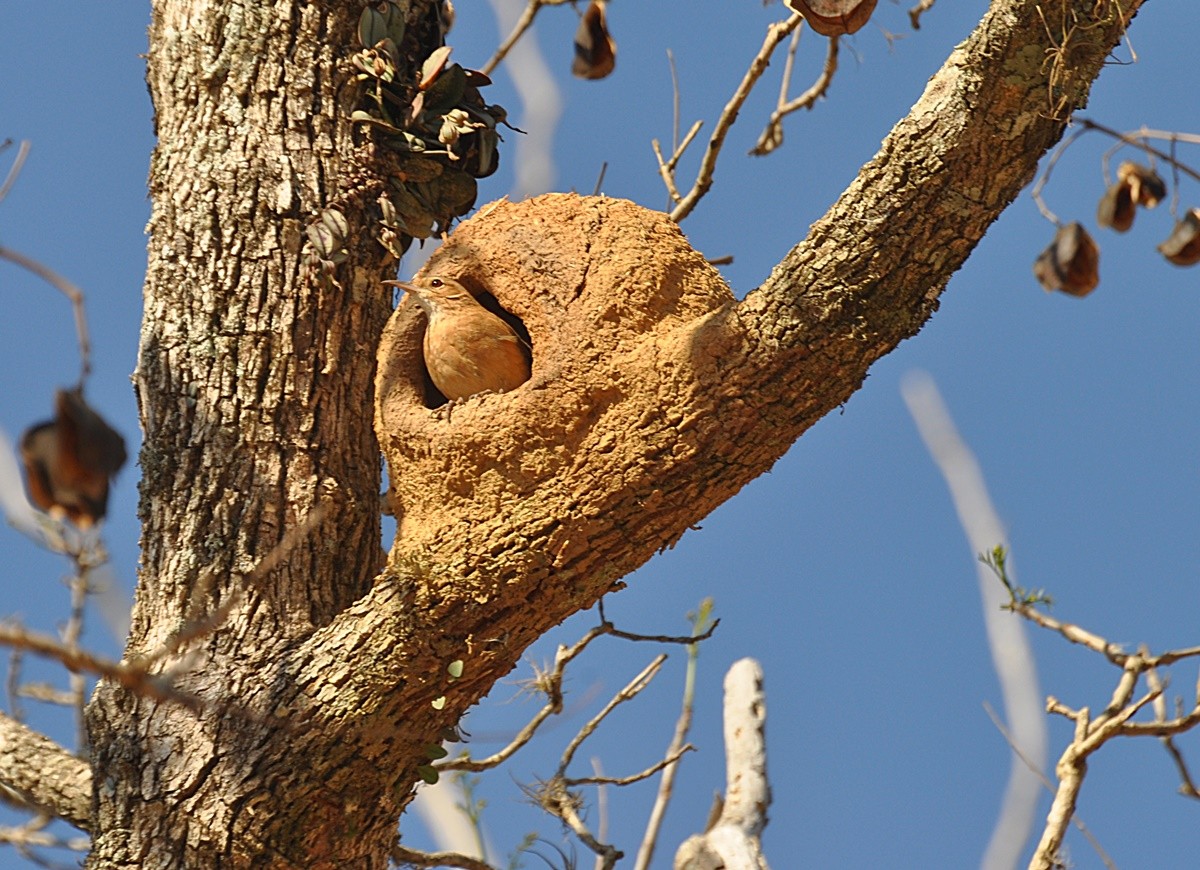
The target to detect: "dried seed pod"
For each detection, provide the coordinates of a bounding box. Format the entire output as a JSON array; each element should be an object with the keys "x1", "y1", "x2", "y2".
[
  {"x1": 1098, "y1": 162, "x2": 1167, "y2": 232},
  {"x1": 21, "y1": 389, "x2": 127, "y2": 529},
  {"x1": 1158, "y1": 208, "x2": 1200, "y2": 267},
  {"x1": 572, "y1": 0, "x2": 616, "y2": 80},
  {"x1": 1118, "y1": 161, "x2": 1166, "y2": 208},
  {"x1": 785, "y1": 0, "x2": 878, "y2": 36},
  {"x1": 1096, "y1": 178, "x2": 1135, "y2": 232},
  {"x1": 1033, "y1": 222, "x2": 1100, "y2": 297}
]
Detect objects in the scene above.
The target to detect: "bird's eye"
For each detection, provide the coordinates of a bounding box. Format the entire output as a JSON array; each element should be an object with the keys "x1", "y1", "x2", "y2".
[{"x1": 430, "y1": 278, "x2": 444, "y2": 288}]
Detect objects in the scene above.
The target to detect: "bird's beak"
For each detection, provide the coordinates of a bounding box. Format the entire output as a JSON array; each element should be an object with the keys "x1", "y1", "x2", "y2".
[{"x1": 382, "y1": 279, "x2": 417, "y2": 293}]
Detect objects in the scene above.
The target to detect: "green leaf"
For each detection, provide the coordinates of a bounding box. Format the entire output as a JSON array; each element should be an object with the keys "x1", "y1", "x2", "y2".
[{"x1": 358, "y1": 6, "x2": 388, "y2": 48}]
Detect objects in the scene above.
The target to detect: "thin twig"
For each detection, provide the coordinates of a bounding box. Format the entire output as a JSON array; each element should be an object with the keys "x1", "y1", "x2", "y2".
[
  {"x1": 982, "y1": 701, "x2": 1117, "y2": 870},
  {"x1": 0, "y1": 245, "x2": 92, "y2": 385},
  {"x1": 635, "y1": 599, "x2": 713, "y2": 870},
  {"x1": 0, "y1": 622, "x2": 201, "y2": 712},
  {"x1": 392, "y1": 843, "x2": 496, "y2": 870},
  {"x1": 7, "y1": 649, "x2": 25, "y2": 722},
  {"x1": 566, "y1": 745, "x2": 692, "y2": 788},
  {"x1": 438, "y1": 622, "x2": 612, "y2": 773},
  {"x1": 658, "y1": 13, "x2": 805, "y2": 222},
  {"x1": 751, "y1": 34, "x2": 839, "y2": 156},
  {"x1": 591, "y1": 758, "x2": 608, "y2": 870},
  {"x1": 62, "y1": 560, "x2": 91, "y2": 752},
  {"x1": 0, "y1": 140, "x2": 32, "y2": 204},
  {"x1": 1007, "y1": 601, "x2": 1127, "y2": 664},
  {"x1": 482, "y1": 0, "x2": 574, "y2": 77},
  {"x1": 440, "y1": 609, "x2": 716, "y2": 773},
  {"x1": 544, "y1": 780, "x2": 622, "y2": 870},
  {"x1": 908, "y1": 0, "x2": 937, "y2": 30},
  {"x1": 1077, "y1": 117, "x2": 1200, "y2": 183},
  {"x1": 556, "y1": 655, "x2": 666, "y2": 776}
]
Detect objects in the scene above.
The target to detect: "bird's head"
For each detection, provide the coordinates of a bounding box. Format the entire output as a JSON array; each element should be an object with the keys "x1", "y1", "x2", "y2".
[{"x1": 383, "y1": 276, "x2": 476, "y2": 318}]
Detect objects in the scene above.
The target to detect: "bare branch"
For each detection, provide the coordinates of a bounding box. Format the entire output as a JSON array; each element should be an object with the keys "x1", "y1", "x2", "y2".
[
  {"x1": 0, "y1": 622, "x2": 200, "y2": 711},
  {"x1": 0, "y1": 244, "x2": 92, "y2": 385},
  {"x1": 62, "y1": 559, "x2": 92, "y2": 752},
  {"x1": 392, "y1": 843, "x2": 496, "y2": 870},
  {"x1": 557, "y1": 655, "x2": 666, "y2": 776},
  {"x1": 0, "y1": 139, "x2": 31, "y2": 204},
  {"x1": 908, "y1": 0, "x2": 937, "y2": 30},
  {"x1": 636, "y1": 599, "x2": 713, "y2": 870},
  {"x1": 674, "y1": 658, "x2": 770, "y2": 870},
  {"x1": 659, "y1": 13, "x2": 805, "y2": 222},
  {"x1": 0, "y1": 713, "x2": 90, "y2": 830},
  {"x1": 440, "y1": 609, "x2": 716, "y2": 774},
  {"x1": 565, "y1": 745, "x2": 693, "y2": 788},
  {"x1": 982, "y1": 701, "x2": 1117, "y2": 870},
  {"x1": 542, "y1": 778, "x2": 622, "y2": 870},
  {"x1": 1007, "y1": 601, "x2": 1127, "y2": 663},
  {"x1": 751, "y1": 33, "x2": 839, "y2": 156},
  {"x1": 482, "y1": 0, "x2": 573, "y2": 77}
]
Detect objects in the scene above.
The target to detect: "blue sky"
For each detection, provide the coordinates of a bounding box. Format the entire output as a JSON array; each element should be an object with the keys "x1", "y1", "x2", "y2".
[{"x1": 1, "y1": 2, "x2": 1198, "y2": 867}]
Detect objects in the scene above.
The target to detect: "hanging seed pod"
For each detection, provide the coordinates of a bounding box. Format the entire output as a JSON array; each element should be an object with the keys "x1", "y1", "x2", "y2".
[
  {"x1": 572, "y1": 0, "x2": 617, "y2": 80},
  {"x1": 785, "y1": 0, "x2": 878, "y2": 36},
  {"x1": 1119, "y1": 161, "x2": 1166, "y2": 208},
  {"x1": 21, "y1": 389, "x2": 127, "y2": 529},
  {"x1": 1033, "y1": 222, "x2": 1100, "y2": 297},
  {"x1": 1158, "y1": 208, "x2": 1200, "y2": 267},
  {"x1": 1098, "y1": 161, "x2": 1167, "y2": 232},
  {"x1": 1096, "y1": 178, "x2": 1135, "y2": 232}
]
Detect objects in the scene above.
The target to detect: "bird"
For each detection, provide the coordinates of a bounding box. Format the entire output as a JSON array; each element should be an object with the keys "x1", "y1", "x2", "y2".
[
  {"x1": 21, "y1": 388, "x2": 128, "y2": 529},
  {"x1": 384, "y1": 276, "x2": 531, "y2": 401}
]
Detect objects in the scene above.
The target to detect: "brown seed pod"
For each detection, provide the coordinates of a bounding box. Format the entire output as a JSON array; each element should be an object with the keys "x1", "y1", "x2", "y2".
[
  {"x1": 1098, "y1": 162, "x2": 1167, "y2": 232},
  {"x1": 1118, "y1": 161, "x2": 1167, "y2": 208},
  {"x1": 1158, "y1": 208, "x2": 1200, "y2": 267},
  {"x1": 785, "y1": 0, "x2": 878, "y2": 36},
  {"x1": 1033, "y1": 222, "x2": 1100, "y2": 297},
  {"x1": 572, "y1": 0, "x2": 616, "y2": 80},
  {"x1": 21, "y1": 388, "x2": 127, "y2": 529},
  {"x1": 1096, "y1": 178, "x2": 1136, "y2": 232}
]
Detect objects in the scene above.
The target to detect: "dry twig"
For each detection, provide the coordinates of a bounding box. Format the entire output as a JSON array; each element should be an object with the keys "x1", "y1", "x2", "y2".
[
  {"x1": 751, "y1": 32, "x2": 839, "y2": 156},
  {"x1": 482, "y1": 0, "x2": 573, "y2": 77},
  {"x1": 392, "y1": 843, "x2": 495, "y2": 870},
  {"x1": 653, "y1": 14, "x2": 805, "y2": 222}
]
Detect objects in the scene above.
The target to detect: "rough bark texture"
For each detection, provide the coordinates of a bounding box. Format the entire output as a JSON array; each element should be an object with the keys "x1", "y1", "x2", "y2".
[
  {"x1": 0, "y1": 0, "x2": 1143, "y2": 866},
  {"x1": 0, "y1": 716, "x2": 90, "y2": 829}
]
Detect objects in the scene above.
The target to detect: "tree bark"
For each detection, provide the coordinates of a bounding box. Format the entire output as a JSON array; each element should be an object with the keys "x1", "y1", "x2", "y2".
[{"x1": 0, "y1": 0, "x2": 1135, "y2": 865}]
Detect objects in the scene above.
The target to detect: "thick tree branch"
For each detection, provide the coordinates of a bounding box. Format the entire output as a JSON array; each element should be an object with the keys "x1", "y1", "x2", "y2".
[
  {"x1": 0, "y1": 714, "x2": 90, "y2": 830},
  {"x1": 81, "y1": 0, "x2": 1146, "y2": 864},
  {"x1": 351, "y1": 0, "x2": 1143, "y2": 740}
]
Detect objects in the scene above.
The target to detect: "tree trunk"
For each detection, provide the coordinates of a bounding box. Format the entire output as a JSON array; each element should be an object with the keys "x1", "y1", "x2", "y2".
[{"x1": 52, "y1": 0, "x2": 1140, "y2": 865}]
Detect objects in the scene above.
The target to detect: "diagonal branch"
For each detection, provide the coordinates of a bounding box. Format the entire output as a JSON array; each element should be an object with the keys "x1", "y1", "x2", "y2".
[{"x1": 0, "y1": 713, "x2": 90, "y2": 830}]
